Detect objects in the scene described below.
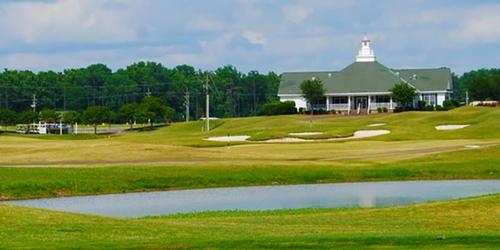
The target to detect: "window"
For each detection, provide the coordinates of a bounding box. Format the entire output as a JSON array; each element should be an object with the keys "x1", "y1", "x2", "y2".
[
  {"x1": 375, "y1": 95, "x2": 390, "y2": 103},
  {"x1": 422, "y1": 94, "x2": 437, "y2": 106},
  {"x1": 332, "y1": 96, "x2": 348, "y2": 104}
]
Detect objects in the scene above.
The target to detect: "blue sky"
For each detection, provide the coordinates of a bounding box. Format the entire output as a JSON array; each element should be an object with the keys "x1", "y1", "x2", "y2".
[{"x1": 0, "y1": 0, "x2": 499, "y2": 74}]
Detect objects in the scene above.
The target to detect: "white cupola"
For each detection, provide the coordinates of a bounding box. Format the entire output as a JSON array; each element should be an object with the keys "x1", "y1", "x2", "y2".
[{"x1": 355, "y1": 35, "x2": 376, "y2": 62}]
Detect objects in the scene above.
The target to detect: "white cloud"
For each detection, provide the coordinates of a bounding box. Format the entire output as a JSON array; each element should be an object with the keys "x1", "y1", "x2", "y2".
[
  {"x1": 454, "y1": 5, "x2": 500, "y2": 44},
  {"x1": 0, "y1": 0, "x2": 138, "y2": 44},
  {"x1": 0, "y1": 44, "x2": 219, "y2": 72},
  {"x1": 283, "y1": 4, "x2": 313, "y2": 24},
  {"x1": 242, "y1": 31, "x2": 266, "y2": 46}
]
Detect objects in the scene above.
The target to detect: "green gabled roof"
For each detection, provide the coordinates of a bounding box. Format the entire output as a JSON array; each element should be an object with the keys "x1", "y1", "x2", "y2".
[
  {"x1": 278, "y1": 71, "x2": 338, "y2": 95},
  {"x1": 278, "y1": 61, "x2": 452, "y2": 95},
  {"x1": 395, "y1": 68, "x2": 452, "y2": 92},
  {"x1": 330, "y1": 61, "x2": 400, "y2": 93}
]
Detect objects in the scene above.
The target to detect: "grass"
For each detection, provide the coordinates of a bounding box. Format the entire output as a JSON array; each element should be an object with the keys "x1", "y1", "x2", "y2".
[
  {"x1": 0, "y1": 107, "x2": 499, "y2": 249},
  {"x1": 0, "y1": 194, "x2": 498, "y2": 249},
  {"x1": 116, "y1": 106, "x2": 500, "y2": 146},
  {"x1": 0, "y1": 107, "x2": 499, "y2": 200},
  {"x1": 3, "y1": 107, "x2": 498, "y2": 147},
  {"x1": 0, "y1": 144, "x2": 498, "y2": 200}
]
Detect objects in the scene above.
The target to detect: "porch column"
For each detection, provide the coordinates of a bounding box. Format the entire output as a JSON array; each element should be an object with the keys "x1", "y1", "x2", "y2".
[
  {"x1": 326, "y1": 96, "x2": 330, "y2": 111},
  {"x1": 367, "y1": 96, "x2": 371, "y2": 113},
  {"x1": 347, "y1": 96, "x2": 351, "y2": 115},
  {"x1": 390, "y1": 97, "x2": 393, "y2": 110}
]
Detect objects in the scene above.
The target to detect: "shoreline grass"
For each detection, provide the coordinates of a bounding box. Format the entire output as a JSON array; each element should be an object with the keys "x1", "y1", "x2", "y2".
[{"x1": 0, "y1": 194, "x2": 498, "y2": 249}]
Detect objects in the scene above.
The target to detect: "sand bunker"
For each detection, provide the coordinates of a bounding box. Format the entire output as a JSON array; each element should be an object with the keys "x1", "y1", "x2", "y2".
[
  {"x1": 435, "y1": 125, "x2": 470, "y2": 130},
  {"x1": 206, "y1": 130, "x2": 391, "y2": 143},
  {"x1": 205, "y1": 135, "x2": 250, "y2": 142},
  {"x1": 367, "y1": 123, "x2": 386, "y2": 127},
  {"x1": 331, "y1": 130, "x2": 391, "y2": 140},
  {"x1": 265, "y1": 130, "x2": 390, "y2": 143},
  {"x1": 465, "y1": 145, "x2": 481, "y2": 149},
  {"x1": 288, "y1": 132, "x2": 323, "y2": 136}
]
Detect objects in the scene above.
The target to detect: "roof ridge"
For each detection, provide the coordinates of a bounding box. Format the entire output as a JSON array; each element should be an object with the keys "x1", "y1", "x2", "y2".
[
  {"x1": 394, "y1": 67, "x2": 450, "y2": 71},
  {"x1": 281, "y1": 71, "x2": 338, "y2": 74}
]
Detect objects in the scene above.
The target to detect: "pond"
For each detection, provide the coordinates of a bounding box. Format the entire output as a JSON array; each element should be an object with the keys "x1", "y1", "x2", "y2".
[{"x1": 6, "y1": 180, "x2": 500, "y2": 218}]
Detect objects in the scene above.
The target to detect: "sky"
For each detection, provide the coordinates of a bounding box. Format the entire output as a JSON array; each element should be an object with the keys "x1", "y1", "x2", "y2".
[{"x1": 0, "y1": 0, "x2": 499, "y2": 75}]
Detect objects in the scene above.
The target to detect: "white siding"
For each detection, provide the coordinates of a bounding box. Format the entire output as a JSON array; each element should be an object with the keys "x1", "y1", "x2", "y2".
[
  {"x1": 279, "y1": 96, "x2": 307, "y2": 110},
  {"x1": 437, "y1": 93, "x2": 446, "y2": 106}
]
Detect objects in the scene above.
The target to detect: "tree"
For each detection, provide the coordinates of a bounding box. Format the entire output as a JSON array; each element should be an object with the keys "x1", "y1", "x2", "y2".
[
  {"x1": 39, "y1": 108, "x2": 58, "y2": 123},
  {"x1": 468, "y1": 74, "x2": 500, "y2": 101},
  {"x1": 300, "y1": 79, "x2": 325, "y2": 122},
  {"x1": 82, "y1": 106, "x2": 111, "y2": 134},
  {"x1": 119, "y1": 103, "x2": 140, "y2": 129},
  {"x1": 0, "y1": 108, "x2": 16, "y2": 130},
  {"x1": 61, "y1": 111, "x2": 80, "y2": 132},
  {"x1": 140, "y1": 96, "x2": 168, "y2": 128},
  {"x1": 390, "y1": 83, "x2": 416, "y2": 110},
  {"x1": 18, "y1": 110, "x2": 38, "y2": 124}
]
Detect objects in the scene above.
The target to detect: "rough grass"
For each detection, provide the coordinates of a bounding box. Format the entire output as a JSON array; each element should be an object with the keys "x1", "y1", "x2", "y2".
[
  {"x1": 0, "y1": 144, "x2": 498, "y2": 200},
  {"x1": 0, "y1": 195, "x2": 498, "y2": 249},
  {"x1": 0, "y1": 107, "x2": 499, "y2": 249},
  {"x1": 0, "y1": 107, "x2": 499, "y2": 200}
]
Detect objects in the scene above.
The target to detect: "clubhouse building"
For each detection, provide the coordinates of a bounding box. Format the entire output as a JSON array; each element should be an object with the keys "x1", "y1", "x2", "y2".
[{"x1": 278, "y1": 36, "x2": 453, "y2": 112}]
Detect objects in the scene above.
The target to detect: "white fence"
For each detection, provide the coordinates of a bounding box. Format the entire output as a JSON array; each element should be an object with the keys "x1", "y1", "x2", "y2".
[
  {"x1": 369, "y1": 102, "x2": 392, "y2": 109},
  {"x1": 329, "y1": 104, "x2": 350, "y2": 110}
]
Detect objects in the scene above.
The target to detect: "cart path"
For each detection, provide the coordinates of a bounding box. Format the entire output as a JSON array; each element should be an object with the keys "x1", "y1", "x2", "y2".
[{"x1": 0, "y1": 143, "x2": 496, "y2": 167}]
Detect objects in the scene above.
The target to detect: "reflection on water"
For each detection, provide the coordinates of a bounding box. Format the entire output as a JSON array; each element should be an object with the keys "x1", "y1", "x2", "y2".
[{"x1": 6, "y1": 180, "x2": 500, "y2": 218}]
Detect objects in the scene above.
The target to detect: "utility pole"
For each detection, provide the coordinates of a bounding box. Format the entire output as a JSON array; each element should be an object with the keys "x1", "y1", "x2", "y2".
[
  {"x1": 31, "y1": 94, "x2": 37, "y2": 112},
  {"x1": 185, "y1": 88, "x2": 190, "y2": 122},
  {"x1": 146, "y1": 87, "x2": 152, "y2": 97},
  {"x1": 205, "y1": 75, "x2": 210, "y2": 132},
  {"x1": 465, "y1": 90, "x2": 469, "y2": 105}
]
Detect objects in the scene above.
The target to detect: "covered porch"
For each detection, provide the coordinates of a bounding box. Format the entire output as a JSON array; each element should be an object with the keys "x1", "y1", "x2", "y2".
[{"x1": 326, "y1": 95, "x2": 395, "y2": 112}]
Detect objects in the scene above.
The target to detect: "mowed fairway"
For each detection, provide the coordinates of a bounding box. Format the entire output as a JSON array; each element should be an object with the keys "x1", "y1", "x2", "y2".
[
  {"x1": 0, "y1": 107, "x2": 499, "y2": 200},
  {"x1": 0, "y1": 107, "x2": 499, "y2": 249}
]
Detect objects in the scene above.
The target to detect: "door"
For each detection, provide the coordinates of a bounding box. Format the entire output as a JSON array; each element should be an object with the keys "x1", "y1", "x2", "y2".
[{"x1": 354, "y1": 96, "x2": 368, "y2": 109}]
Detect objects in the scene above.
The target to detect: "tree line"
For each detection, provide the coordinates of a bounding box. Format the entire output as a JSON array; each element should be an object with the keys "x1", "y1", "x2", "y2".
[
  {"x1": 0, "y1": 62, "x2": 280, "y2": 125},
  {"x1": 453, "y1": 68, "x2": 500, "y2": 102}
]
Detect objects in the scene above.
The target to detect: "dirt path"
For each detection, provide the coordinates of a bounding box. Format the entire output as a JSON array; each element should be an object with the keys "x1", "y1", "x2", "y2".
[{"x1": 0, "y1": 143, "x2": 496, "y2": 167}]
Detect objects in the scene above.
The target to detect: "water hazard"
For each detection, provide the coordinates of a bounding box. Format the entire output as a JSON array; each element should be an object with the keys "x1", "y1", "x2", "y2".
[{"x1": 6, "y1": 180, "x2": 500, "y2": 218}]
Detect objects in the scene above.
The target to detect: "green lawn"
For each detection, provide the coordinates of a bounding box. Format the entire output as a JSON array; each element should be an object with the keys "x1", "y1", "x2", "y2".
[
  {"x1": 0, "y1": 107, "x2": 499, "y2": 200},
  {"x1": 0, "y1": 144, "x2": 498, "y2": 200},
  {"x1": 1, "y1": 195, "x2": 498, "y2": 249},
  {"x1": 117, "y1": 106, "x2": 500, "y2": 146},
  {"x1": 1, "y1": 107, "x2": 499, "y2": 249}
]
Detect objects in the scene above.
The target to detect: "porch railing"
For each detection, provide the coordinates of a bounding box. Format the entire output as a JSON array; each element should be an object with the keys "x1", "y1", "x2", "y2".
[
  {"x1": 328, "y1": 104, "x2": 350, "y2": 110},
  {"x1": 369, "y1": 102, "x2": 392, "y2": 109}
]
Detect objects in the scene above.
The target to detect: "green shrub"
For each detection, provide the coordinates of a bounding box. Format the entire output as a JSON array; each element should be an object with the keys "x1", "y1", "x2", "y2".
[
  {"x1": 394, "y1": 106, "x2": 404, "y2": 113},
  {"x1": 382, "y1": 107, "x2": 388, "y2": 113},
  {"x1": 443, "y1": 100, "x2": 456, "y2": 110},
  {"x1": 417, "y1": 100, "x2": 427, "y2": 110},
  {"x1": 260, "y1": 101, "x2": 297, "y2": 115},
  {"x1": 423, "y1": 105, "x2": 434, "y2": 111},
  {"x1": 377, "y1": 107, "x2": 383, "y2": 113},
  {"x1": 329, "y1": 109, "x2": 336, "y2": 114},
  {"x1": 435, "y1": 105, "x2": 445, "y2": 111}
]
